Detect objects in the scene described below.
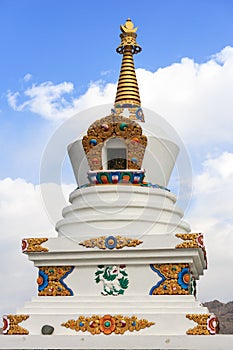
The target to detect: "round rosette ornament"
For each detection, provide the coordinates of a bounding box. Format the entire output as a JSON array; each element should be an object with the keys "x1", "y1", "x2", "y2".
[
  {"x1": 37, "y1": 270, "x2": 49, "y2": 291},
  {"x1": 177, "y1": 267, "x2": 190, "y2": 290},
  {"x1": 99, "y1": 315, "x2": 116, "y2": 335},
  {"x1": 105, "y1": 236, "x2": 117, "y2": 249},
  {"x1": 207, "y1": 315, "x2": 219, "y2": 335},
  {"x1": 196, "y1": 233, "x2": 204, "y2": 248},
  {"x1": 2, "y1": 315, "x2": 10, "y2": 334},
  {"x1": 21, "y1": 239, "x2": 28, "y2": 253}
]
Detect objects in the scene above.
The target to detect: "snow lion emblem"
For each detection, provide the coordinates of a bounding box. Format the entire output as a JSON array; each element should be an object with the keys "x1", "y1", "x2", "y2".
[{"x1": 95, "y1": 265, "x2": 129, "y2": 296}]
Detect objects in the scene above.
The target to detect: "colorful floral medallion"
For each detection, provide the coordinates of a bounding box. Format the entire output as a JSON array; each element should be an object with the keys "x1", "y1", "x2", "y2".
[
  {"x1": 88, "y1": 170, "x2": 145, "y2": 185},
  {"x1": 79, "y1": 235, "x2": 142, "y2": 250},
  {"x1": 21, "y1": 238, "x2": 48, "y2": 253},
  {"x1": 95, "y1": 265, "x2": 129, "y2": 296},
  {"x1": 149, "y1": 263, "x2": 192, "y2": 295},
  {"x1": 37, "y1": 266, "x2": 74, "y2": 296},
  {"x1": 186, "y1": 314, "x2": 219, "y2": 335},
  {"x1": 61, "y1": 314, "x2": 154, "y2": 335},
  {"x1": 2, "y1": 315, "x2": 29, "y2": 335}
]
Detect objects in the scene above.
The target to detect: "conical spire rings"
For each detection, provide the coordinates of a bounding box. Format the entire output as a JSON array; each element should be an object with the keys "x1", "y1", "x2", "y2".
[{"x1": 114, "y1": 19, "x2": 144, "y2": 122}]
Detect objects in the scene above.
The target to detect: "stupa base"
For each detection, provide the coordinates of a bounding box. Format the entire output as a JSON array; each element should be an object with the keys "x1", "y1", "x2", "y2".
[{"x1": 0, "y1": 334, "x2": 232, "y2": 350}]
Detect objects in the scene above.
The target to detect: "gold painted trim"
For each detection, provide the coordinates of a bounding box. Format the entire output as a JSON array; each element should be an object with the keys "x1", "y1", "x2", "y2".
[
  {"x1": 62, "y1": 314, "x2": 154, "y2": 335},
  {"x1": 3, "y1": 315, "x2": 29, "y2": 335},
  {"x1": 22, "y1": 238, "x2": 48, "y2": 253},
  {"x1": 79, "y1": 236, "x2": 142, "y2": 250},
  {"x1": 186, "y1": 313, "x2": 219, "y2": 335}
]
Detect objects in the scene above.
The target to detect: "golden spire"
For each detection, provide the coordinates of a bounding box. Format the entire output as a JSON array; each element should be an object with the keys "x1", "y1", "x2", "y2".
[{"x1": 114, "y1": 19, "x2": 144, "y2": 122}]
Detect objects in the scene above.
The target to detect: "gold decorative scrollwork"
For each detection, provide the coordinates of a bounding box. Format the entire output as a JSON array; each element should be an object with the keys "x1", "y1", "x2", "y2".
[
  {"x1": 62, "y1": 314, "x2": 154, "y2": 335},
  {"x1": 22, "y1": 238, "x2": 48, "y2": 253},
  {"x1": 175, "y1": 233, "x2": 204, "y2": 249},
  {"x1": 150, "y1": 263, "x2": 191, "y2": 295},
  {"x1": 79, "y1": 235, "x2": 142, "y2": 250},
  {"x1": 82, "y1": 115, "x2": 147, "y2": 171},
  {"x1": 186, "y1": 313, "x2": 219, "y2": 335},
  {"x1": 37, "y1": 266, "x2": 74, "y2": 296},
  {"x1": 2, "y1": 314, "x2": 29, "y2": 335}
]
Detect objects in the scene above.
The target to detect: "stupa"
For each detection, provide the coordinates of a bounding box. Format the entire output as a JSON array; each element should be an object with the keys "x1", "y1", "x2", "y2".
[{"x1": 1, "y1": 18, "x2": 232, "y2": 350}]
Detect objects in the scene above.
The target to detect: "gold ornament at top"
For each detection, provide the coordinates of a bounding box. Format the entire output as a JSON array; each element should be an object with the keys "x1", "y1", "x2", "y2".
[
  {"x1": 120, "y1": 18, "x2": 138, "y2": 33},
  {"x1": 117, "y1": 18, "x2": 141, "y2": 54},
  {"x1": 115, "y1": 19, "x2": 144, "y2": 121}
]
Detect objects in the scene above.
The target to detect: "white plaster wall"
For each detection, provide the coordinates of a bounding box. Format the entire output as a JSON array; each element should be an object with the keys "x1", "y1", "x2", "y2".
[
  {"x1": 64, "y1": 264, "x2": 160, "y2": 296},
  {"x1": 68, "y1": 135, "x2": 179, "y2": 188},
  {"x1": 56, "y1": 186, "x2": 190, "y2": 237}
]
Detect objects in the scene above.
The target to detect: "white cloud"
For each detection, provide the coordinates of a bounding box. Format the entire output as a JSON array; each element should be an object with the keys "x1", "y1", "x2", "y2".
[
  {"x1": 7, "y1": 81, "x2": 116, "y2": 121},
  {"x1": 7, "y1": 45, "x2": 233, "y2": 147},
  {"x1": 7, "y1": 81, "x2": 75, "y2": 120},
  {"x1": 23, "y1": 73, "x2": 32, "y2": 82},
  {"x1": 186, "y1": 152, "x2": 233, "y2": 302},
  {"x1": 137, "y1": 46, "x2": 233, "y2": 145},
  {"x1": 0, "y1": 178, "x2": 74, "y2": 316}
]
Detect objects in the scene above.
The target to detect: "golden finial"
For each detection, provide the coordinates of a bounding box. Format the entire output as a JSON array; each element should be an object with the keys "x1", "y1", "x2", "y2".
[
  {"x1": 114, "y1": 19, "x2": 144, "y2": 122},
  {"x1": 116, "y1": 18, "x2": 142, "y2": 54},
  {"x1": 120, "y1": 18, "x2": 138, "y2": 33}
]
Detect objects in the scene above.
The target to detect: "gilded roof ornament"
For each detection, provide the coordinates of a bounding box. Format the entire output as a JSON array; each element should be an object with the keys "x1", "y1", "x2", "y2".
[
  {"x1": 114, "y1": 19, "x2": 144, "y2": 122},
  {"x1": 116, "y1": 18, "x2": 141, "y2": 54},
  {"x1": 120, "y1": 18, "x2": 138, "y2": 33}
]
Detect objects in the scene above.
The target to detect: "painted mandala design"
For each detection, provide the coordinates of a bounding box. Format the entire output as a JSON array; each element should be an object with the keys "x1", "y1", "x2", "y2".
[{"x1": 95, "y1": 265, "x2": 129, "y2": 296}]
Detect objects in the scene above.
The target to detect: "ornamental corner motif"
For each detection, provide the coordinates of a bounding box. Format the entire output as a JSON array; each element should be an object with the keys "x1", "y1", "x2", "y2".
[
  {"x1": 150, "y1": 263, "x2": 193, "y2": 295},
  {"x1": 61, "y1": 314, "x2": 154, "y2": 335},
  {"x1": 175, "y1": 233, "x2": 204, "y2": 249},
  {"x1": 2, "y1": 314, "x2": 29, "y2": 335},
  {"x1": 22, "y1": 238, "x2": 48, "y2": 253},
  {"x1": 186, "y1": 313, "x2": 219, "y2": 335},
  {"x1": 37, "y1": 266, "x2": 74, "y2": 296},
  {"x1": 175, "y1": 233, "x2": 208, "y2": 267}
]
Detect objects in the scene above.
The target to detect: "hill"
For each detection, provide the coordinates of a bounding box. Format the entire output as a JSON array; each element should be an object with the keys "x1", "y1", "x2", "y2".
[{"x1": 203, "y1": 300, "x2": 233, "y2": 334}]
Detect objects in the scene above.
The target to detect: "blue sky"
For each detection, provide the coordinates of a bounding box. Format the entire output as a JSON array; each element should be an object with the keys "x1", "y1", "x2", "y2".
[
  {"x1": 0, "y1": 0, "x2": 233, "y2": 315},
  {"x1": 1, "y1": 0, "x2": 233, "y2": 182}
]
